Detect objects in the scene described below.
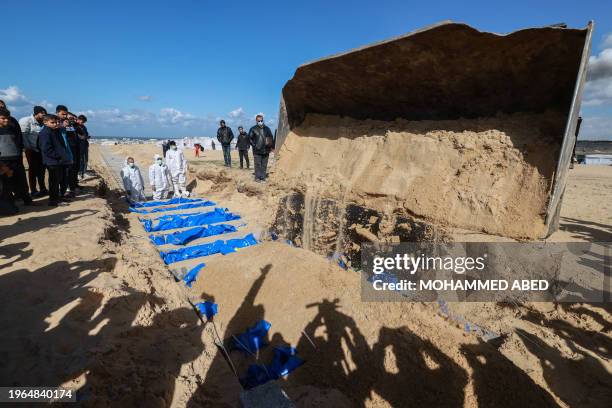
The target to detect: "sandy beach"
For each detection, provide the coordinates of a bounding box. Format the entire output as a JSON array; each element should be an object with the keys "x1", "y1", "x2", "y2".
[{"x1": 1, "y1": 142, "x2": 609, "y2": 407}]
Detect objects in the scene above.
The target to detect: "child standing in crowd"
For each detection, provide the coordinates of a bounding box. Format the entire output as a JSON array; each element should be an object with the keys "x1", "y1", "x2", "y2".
[
  {"x1": 65, "y1": 112, "x2": 81, "y2": 193},
  {"x1": 0, "y1": 108, "x2": 33, "y2": 212},
  {"x1": 19, "y1": 106, "x2": 48, "y2": 197},
  {"x1": 149, "y1": 154, "x2": 170, "y2": 200},
  {"x1": 55, "y1": 105, "x2": 73, "y2": 199},
  {"x1": 121, "y1": 156, "x2": 146, "y2": 202},
  {"x1": 76, "y1": 115, "x2": 90, "y2": 178},
  {"x1": 38, "y1": 114, "x2": 71, "y2": 206}
]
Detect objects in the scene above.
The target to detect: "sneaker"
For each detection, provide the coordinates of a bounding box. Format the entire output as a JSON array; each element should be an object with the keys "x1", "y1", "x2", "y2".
[
  {"x1": 38, "y1": 189, "x2": 49, "y2": 197},
  {"x1": 30, "y1": 190, "x2": 40, "y2": 197}
]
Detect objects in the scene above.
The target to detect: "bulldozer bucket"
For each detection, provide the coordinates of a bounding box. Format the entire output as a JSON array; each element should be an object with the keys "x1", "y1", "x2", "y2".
[{"x1": 275, "y1": 21, "x2": 593, "y2": 239}]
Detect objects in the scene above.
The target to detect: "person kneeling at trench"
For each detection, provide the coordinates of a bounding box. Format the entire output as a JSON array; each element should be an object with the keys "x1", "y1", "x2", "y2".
[
  {"x1": 121, "y1": 156, "x2": 146, "y2": 203},
  {"x1": 149, "y1": 154, "x2": 171, "y2": 200}
]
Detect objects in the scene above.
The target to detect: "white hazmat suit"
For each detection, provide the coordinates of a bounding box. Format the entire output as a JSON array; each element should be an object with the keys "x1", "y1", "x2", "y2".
[
  {"x1": 165, "y1": 147, "x2": 189, "y2": 198},
  {"x1": 121, "y1": 158, "x2": 146, "y2": 202},
  {"x1": 149, "y1": 154, "x2": 171, "y2": 200}
]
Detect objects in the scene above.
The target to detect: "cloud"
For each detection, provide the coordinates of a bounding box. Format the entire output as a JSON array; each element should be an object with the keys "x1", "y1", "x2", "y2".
[
  {"x1": 584, "y1": 39, "x2": 612, "y2": 106},
  {"x1": 138, "y1": 95, "x2": 152, "y2": 102},
  {"x1": 0, "y1": 86, "x2": 30, "y2": 107},
  {"x1": 228, "y1": 107, "x2": 244, "y2": 118},
  {"x1": 579, "y1": 116, "x2": 612, "y2": 140},
  {"x1": 603, "y1": 33, "x2": 612, "y2": 49},
  {"x1": 158, "y1": 108, "x2": 198, "y2": 126},
  {"x1": 587, "y1": 48, "x2": 612, "y2": 82}
]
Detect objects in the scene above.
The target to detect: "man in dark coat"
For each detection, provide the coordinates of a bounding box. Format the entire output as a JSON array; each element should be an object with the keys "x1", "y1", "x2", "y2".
[
  {"x1": 235, "y1": 126, "x2": 250, "y2": 169},
  {"x1": 216, "y1": 120, "x2": 234, "y2": 167},
  {"x1": 248, "y1": 115, "x2": 274, "y2": 182}
]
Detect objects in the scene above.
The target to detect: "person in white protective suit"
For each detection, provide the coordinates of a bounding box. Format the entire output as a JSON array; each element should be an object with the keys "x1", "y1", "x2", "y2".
[
  {"x1": 164, "y1": 140, "x2": 190, "y2": 198},
  {"x1": 149, "y1": 154, "x2": 171, "y2": 200},
  {"x1": 120, "y1": 156, "x2": 146, "y2": 202}
]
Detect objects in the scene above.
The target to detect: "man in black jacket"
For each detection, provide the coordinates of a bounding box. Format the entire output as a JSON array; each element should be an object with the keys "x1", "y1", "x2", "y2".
[
  {"x1": 235, "y1": 126, "x2": 250, "y2": 169},
  {"x1": 39, "y1": 114, "x2": 72, "y2": 206},
  {"x1": 216, "y1": 120, "x2": 234, "y2": 167},
  {"x1": 0, "y1": 108, "x2": 33, "y2": 211},
  {"x1": 248, "y1": 115, "x2": 274, "y2": 182}
]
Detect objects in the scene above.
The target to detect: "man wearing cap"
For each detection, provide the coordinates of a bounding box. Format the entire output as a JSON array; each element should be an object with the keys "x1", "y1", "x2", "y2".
[{"x1": 19, "y1": 106, "x2": 48, "y2": 196}]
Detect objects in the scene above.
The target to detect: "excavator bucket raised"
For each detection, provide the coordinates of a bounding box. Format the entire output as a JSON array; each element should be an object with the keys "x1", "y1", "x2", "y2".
[{"x1": 274, "y1": 21, "x2": 593, "y2": 244}]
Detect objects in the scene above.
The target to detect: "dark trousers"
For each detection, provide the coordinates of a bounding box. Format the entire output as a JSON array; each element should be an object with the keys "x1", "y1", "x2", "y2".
[
  {"x1": 25, "y1": 149, "x2": 47, "y2": 193},
  {"x1": 222, "y1": 144, "x2": 232, "y2": 166},
  {"x1": 48, "y1": 165, "x2": 66, "y2": 203},
  {"x1": 239, "y1": 149, "x2": 250, "y2": 168},
  {"x1": 0, "y1": 159, "x2": 32, "y2": 204},
  {"x1": 68, "y1": 146, "x2": 80, "y2": 190},
  {"x1": 253, "y1": 153, "x2": 269, "y2": 180},
  {"x1": 79, "y1": 143, "x2": 89, "y2": 176}
]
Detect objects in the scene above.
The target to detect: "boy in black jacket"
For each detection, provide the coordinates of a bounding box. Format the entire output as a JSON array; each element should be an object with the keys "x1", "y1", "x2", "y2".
[{"x1": 39, "y1": 115, "x2": 72, "y2": 206}]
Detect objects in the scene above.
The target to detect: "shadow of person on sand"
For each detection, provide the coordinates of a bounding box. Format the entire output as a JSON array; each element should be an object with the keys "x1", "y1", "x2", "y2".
[
  {"x1": 559, "y1": 217, "x2": 612, "y2": 242},
  {"x1": 81, "y1": 305, "x2": 206, "y2": 407},
  {"x1": 461, "y1": 341, "x2": 560, "y2": 407},
  {"x1": 0, "y1": 208, "x2": 100, "y2": 240},
  {"x1": 0, "y1": 241, "x2": 33, "y2": 268},
  {"x1": 284, "y1": 298, "x2": 468, "y2": 407},
  {"x1": 0, "y1": 258, "x2": 117, "y2": 387},
  {"x1": 516, "y1": 328, "x2": 612, "y2": 408},
  {"x1": 0, "y1": 256, "x2": 207, "y2": 407},
  {"x1": 186, "y1": 264, "x2": 272, "y2": 407}
]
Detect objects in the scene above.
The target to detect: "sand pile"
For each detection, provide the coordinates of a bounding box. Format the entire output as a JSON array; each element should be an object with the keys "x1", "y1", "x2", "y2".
[{"x1": 275, "y1": 112, "x2": 566, "y2": 239}]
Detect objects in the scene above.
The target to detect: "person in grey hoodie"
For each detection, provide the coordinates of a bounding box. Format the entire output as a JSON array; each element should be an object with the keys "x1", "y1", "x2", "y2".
[{"x1": 19, "y1": 106, "x2": 48, "y2": 196}]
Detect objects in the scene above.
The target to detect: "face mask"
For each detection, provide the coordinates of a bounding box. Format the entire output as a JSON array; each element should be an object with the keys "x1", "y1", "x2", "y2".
[
  {"x1": 157, "y1": 159, "x2": 163, "y2": 165},
  {"x1": 128, "y1": 162, "x2": 135, "y2": 168},
  {"x1": 257, "y1": 121, "x2": 264, "y2": 127},
  {"x1": 171, "y1": 145, "x2": 177, "y2": 150}
]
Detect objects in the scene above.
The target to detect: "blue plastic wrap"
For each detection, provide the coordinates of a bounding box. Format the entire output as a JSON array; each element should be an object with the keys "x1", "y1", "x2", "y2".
[
  {"x1": 131, "y1": 197, "x2": 203, "y2": 208},
  {"x1": 150, "y1": 224, "x2": 237, "y2": 246},
  {"x1": 159, "y1": 233, "x2": 257, "y2": 264},
  {"x1": 142, "y1": 208, "x2": 241, "y2": 232},
  {"x1": 130, "y1": 200, "x2": 215, "y2": 214},
  {"x1": 195, "y1": 301, "x2": 218, "y2": 320},
  {"x1": 268, "y1": 346, "x2": 305, "y2": 379},
  {"x1": 182, "y1": 263, "x2": 205, "y2": 287},
  {"x1": 231, "y1": 319, "x2": 271, "y2": 354},
  {"x1": 240, "y1": 346, "x2": 305, "y2": 389}
]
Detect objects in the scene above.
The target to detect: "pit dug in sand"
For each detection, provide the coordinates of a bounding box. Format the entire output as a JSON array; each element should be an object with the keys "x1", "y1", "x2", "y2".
[{"x1": 275, "y1": 112, "x2": 565, "y2": 240}]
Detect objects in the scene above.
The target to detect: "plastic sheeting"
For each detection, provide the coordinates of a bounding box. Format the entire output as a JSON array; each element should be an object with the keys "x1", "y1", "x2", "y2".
[
  {"x1": 150, "y1": 224, "x2": 237, "y2": 246},
  {"x1": 159, "y1": 233, "x2": 258, "y2": 264},
  {"x1": 130, "y1": 200, "x2": 215, "y2": 214},
  {"x1": 131, "y1": 197, "x2": 204, "y2": 208},
  {"x1": 231, "y1": 319, "x2": 271, "y2": 354},
  {"x1": 142, "y1": 208, "x2": 241, "y2": 232},
  {"x1": 182, "y1": 263, "x2": 205, "y2": 287},
  {"x1": 240, "y1": 347, "x2": 305, "y2": 389},
  {"x1": 195, "y1": 301, "x2": 218, "y2": 320}
]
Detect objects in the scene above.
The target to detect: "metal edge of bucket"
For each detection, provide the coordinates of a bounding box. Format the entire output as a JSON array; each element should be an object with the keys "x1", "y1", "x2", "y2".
[{"x1": 543, "y1": 21, "x2": 594, "y2": 238}]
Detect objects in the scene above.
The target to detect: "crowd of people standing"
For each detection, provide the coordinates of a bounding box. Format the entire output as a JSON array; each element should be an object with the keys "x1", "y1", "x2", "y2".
[
  {"x1": 0, "y1": 102, "x2": 89, "y2": 213},
  {"x1": 216, "y1": 114, "x2": 275, "y2": 182}
]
